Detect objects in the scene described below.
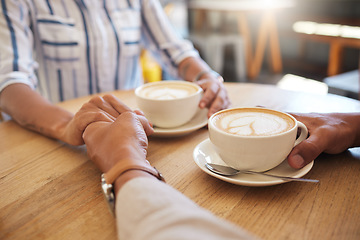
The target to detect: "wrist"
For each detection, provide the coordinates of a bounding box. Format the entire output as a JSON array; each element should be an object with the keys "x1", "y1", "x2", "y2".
[
  {"x1": 101, "y1": 159, "x2": 165, "y2": 216},
  {"x1": 113, "y1": 169, "x2": 157, "y2": 194},
  {"x1": 193, "y1": 70, "x2": 224, "y2": 83}
]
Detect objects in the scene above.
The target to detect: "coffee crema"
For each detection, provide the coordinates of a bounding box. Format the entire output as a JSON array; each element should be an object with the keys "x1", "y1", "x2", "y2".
[
  {"x1": 213, "y1": 108, "x2": 295, "y2": 136},
  {"x1": 138, "y1": 83, "x2": 198, "y2": 100}
]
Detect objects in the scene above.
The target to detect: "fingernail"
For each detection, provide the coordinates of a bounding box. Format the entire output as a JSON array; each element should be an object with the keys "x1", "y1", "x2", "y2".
[
  {"x1": 199, "y1": 102, "x2": 205, "y2": 108},
  {"x1": 292, "y1": 154, "x2": 305, "y2": 168}
]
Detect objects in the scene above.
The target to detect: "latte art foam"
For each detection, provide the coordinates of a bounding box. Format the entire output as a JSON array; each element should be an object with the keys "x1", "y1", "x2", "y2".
[
  {"x1": 139, "y1": 84, "x2": 197, "y2": 100},
  {"x1": 213, "y1": 109, "x2": 295, "y2": 136}
]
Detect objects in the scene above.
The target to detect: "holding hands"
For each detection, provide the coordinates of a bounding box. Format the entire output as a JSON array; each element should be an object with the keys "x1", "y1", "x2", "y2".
[
  {"x1": 80, "y1": 95, "x2": 156, "y2": 193},
  {"x1": 82, "y1": 110, "x2": 151, "y2": 174},
  {"x1": 63, "y1": 94, "x2": 153, "y2": 145}
]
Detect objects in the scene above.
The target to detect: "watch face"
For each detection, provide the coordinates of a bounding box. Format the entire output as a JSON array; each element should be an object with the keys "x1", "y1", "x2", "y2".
[
  {"x1": 101, "y1": 174, "x2": 115, "y2": 216},
  {"x1": 99, "y1": 165, "x2": 165, "y2": 216},
  {"x1": 154, "y1": 167, "x2": 166, "y2": 182}
]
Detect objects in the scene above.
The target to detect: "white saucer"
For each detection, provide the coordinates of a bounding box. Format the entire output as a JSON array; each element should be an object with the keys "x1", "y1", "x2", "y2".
[
  {"x1": 151, "y1": 108, "x2": 208, "y2": 137},
  {"x1": 193, "y1": 138, "x2": 314, "y2": 187}
]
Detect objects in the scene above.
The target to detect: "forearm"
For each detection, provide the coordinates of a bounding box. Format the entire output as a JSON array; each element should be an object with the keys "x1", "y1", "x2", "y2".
[
  {"x1": 0, "y1": 83, "x2": 73, "y2": 141},
  {"x1": 178, "y1": 57, "x2": 215, "y2": 82},
  {"x1": 115, "y1": 178, "x2": 255, "y2": 240},
  {"x1": 114, "y1": 170, "x2": 155, "y2": 195}
]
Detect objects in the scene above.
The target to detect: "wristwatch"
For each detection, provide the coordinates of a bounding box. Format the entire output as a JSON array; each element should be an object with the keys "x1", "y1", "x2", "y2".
[
  {"x1": 101, "y1": 173, "x2": 116, "y2": 215},
  {"x1": 101, "y1": 161, "x2": 165, "y2": 216},
  {"x1": 193, "y1": 70, "x2": 224, "y2": 83}
]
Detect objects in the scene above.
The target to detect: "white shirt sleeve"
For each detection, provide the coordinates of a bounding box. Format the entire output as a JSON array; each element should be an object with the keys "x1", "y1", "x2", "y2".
[
  {"x1": 0, "y1": 0, "x2": 38, "y2": 93},
  {"x1": 115, "y1": 178, "x2": 257, "y2": 240},
  {"x1": 141, "y1": 0, "x2": 201, "y2": 78}
]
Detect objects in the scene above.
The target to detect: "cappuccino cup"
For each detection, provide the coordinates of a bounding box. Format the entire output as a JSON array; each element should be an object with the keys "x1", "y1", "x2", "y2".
[
  {"x1": 208, "y1": 107, "x2": 308, "y2": 172},
  {"x1": 135, "y1": 80, "x2": 203, "y2": 128}
]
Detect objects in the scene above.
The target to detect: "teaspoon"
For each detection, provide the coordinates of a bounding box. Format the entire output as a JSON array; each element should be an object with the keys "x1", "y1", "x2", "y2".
[{"x1": 205, "y1": 163, "x2": 319, "y2": 183}]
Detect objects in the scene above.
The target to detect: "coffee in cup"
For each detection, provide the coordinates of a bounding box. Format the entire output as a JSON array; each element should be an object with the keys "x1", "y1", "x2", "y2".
[
  {"x1": 208, "y1": 107, "x2": 308, "y2": 171},
  {"x1": 135, "y1": 81, "x2": 203, "y2": 128}
]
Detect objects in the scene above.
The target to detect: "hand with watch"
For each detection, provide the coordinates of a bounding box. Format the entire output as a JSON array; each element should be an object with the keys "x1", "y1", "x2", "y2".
[
  {"x1": 81, "y1": 97, "x2": 254, "y2": 240},
  {"x1": 178, "y1": 57, "x2": 231, "y2": 118},
  {"x1": 82, "y1": 108, "x2": 165, "y2": 215}
]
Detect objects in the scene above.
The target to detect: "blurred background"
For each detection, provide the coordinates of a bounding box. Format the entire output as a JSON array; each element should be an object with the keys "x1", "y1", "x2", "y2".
[{"x1": 143, "y1": 0, "x2": 360, "y2": 100}]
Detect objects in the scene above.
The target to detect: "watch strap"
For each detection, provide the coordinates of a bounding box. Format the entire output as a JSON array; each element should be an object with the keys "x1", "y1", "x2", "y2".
[
  {"x1": 101, "y1": 160, "x2": 165, "y2": 216},
  {"x1": 104, "y1": 160, "x2": 165, "y2": 185}
]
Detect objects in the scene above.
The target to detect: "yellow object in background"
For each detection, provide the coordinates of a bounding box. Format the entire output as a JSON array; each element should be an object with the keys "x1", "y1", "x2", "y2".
[{"x1": 141, "y1": 50, "x2": 162, "y2": 83}]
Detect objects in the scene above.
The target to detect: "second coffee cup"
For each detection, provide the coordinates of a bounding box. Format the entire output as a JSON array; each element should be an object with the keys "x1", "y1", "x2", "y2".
[
  {"x1": 208, "y1": 107, "x2": 308, "y2": 172},
  {"x1": 135, "y1": 80, "x2": 203, "y2": 128}
]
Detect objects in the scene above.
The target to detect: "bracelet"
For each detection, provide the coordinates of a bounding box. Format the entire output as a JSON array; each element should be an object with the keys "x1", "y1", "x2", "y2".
[{"x1": 193, "y1": 70, "x2": 224, "y2": 83}]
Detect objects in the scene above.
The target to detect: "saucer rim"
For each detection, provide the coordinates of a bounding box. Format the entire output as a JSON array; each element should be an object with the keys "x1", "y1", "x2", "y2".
[
  {"x1": 152, "y1": 108, "x2": 208, "y2": 137},
  {"x1": 193, "y1": 138, "x2": 314, "y2": 186}
]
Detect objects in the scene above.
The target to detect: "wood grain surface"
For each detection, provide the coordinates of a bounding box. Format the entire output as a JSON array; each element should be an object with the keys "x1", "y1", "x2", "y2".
[{"x1": 1, "y1": 83, "x2": 359, "y2": 240}]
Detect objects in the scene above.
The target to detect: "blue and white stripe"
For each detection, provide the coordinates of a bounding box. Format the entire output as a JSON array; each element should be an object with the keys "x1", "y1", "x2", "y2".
[{"x1": 0, "y1": 0, "x2": 198, "y2": 103}]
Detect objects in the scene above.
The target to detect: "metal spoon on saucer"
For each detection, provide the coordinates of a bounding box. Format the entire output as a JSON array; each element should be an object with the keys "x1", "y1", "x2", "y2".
[{"x1": 205, "y1": 163, "x2": 319, "y2": 183}]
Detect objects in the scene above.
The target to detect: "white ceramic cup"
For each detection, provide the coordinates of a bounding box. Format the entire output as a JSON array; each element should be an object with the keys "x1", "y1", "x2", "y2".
[
  {"x1": 208, "y1": 107, "x2": 308, "y2": 172},
  {"x1": 135, "y1": 80, "x2": 203, "y2": 128}
]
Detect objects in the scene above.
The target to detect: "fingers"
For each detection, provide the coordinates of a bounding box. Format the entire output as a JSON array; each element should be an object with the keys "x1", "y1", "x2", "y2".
[
  {"x1": 136, "y1": 114, "x2": 154, "y2": 136},
  {"x1": 134, "y1": 109, "x2": 145, "y2": 116},
  {"x1": 207, "y1": 88, "x2": 231, "y2": 117},
  {"x1": 198, "y1": 80, "x2": 220, "y2": 109},
  {"x1": 87, "y1": 95, "x2": 153, "y2": 135},
  {"x1": 102, "y1": 94, "x2": 132, "y2": 115},
  {"x1": 87, "y1": 95, "x2": 120, "y2": 118},
  {"x1": 287, "y1": 134, "x2": 326, "y2": 169},
  {"x1": 197, "y1": 79, "x2": 231, "y2": 117},
  {"x1": 65, "y1": 105, "x2": 117, "y2": 145},
  {"x1": 87, "y1": 94, "x2": 133, "y2": 119}
]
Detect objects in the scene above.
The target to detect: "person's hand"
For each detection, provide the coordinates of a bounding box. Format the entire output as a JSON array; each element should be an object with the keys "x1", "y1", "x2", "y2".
[
  {"x1": 61, "y1": 94, "x2": 153, "y2": 145},
  {"x1": 287, "y1": 112, "x2": 359, "y2": 169},
  {"x1": 82, "y1": 111, "x2": 151, "y2": 173},
  {"x1": 196, "y1": 78, "x2": 231, "y2": 117}
]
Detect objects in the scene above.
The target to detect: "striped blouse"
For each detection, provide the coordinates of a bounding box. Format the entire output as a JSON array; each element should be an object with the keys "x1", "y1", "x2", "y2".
[{"x1": 0, "y1": 0, "x2": 198, "y2": 103}]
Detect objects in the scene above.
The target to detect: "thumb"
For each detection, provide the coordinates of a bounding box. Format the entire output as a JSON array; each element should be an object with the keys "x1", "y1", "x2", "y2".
[{"x1": 287, "y1": 134, "x2": 325, "y2": 169}]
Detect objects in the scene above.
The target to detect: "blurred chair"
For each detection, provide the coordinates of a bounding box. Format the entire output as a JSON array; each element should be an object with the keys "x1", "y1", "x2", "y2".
[
  {"x1": 163, "y1": 0, "x2": 189, "y2": 38},
  {"x1": 189, "y1": 32, "x2": 247, "y2": 81},
  {"x1": 188, "y1": 8, "x2": 247, "y2": 82}
]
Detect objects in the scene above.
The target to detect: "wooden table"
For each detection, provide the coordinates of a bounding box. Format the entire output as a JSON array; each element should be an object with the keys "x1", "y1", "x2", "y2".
[
  {"x1": 188, "y1": 0, "x2": 296, "y2": 80},
  {"x1": 1, "y1": 83, "x2": 360, "y2": 240}
]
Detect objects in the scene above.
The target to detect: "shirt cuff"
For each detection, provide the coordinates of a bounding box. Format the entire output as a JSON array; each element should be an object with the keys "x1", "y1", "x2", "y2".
[{"x1": 0, "y1": 72, "x2": 36, "y2": 93}]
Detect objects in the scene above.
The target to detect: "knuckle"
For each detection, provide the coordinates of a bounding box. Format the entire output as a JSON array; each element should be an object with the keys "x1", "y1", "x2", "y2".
[
  {"x1": 102, "y1": 94, "x2": 116, "y2": 101},
  {"x1": 89, "y1": 95, "x2": 103, "y2": 104},
  {"x1": 93, "y1": 111, "x2": 106, "y2": 120}
]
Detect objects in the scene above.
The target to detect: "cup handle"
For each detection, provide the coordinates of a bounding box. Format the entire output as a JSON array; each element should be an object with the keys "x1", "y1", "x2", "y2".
[{"x1": 294, "y1": 122, "x2": 308, "y2": 146}]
